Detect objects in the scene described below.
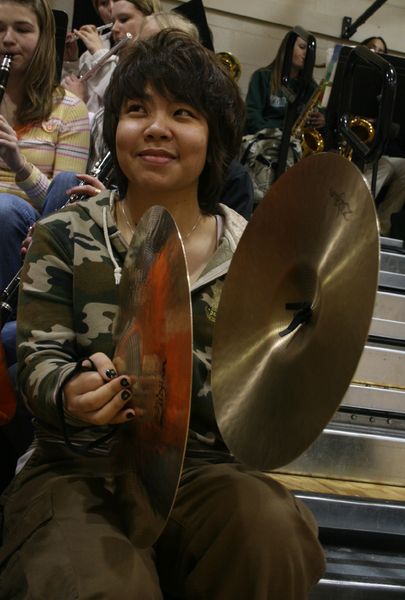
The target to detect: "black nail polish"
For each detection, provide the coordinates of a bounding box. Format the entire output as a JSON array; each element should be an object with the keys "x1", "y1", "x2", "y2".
[
  {"x1": 106, "y1": 369, "x2": 117, "y2": 379},
  {"x1": 126, "y1": 411, "x2": 135, "y2": 420},
  {"x1": 121, "y1": 377, "x2": 130, "y2": 387},
  {"x1": 121, "y1": 390, "x2": 131, "y2": 401}
]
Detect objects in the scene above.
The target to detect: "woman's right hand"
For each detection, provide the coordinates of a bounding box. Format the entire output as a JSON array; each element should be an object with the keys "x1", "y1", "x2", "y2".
[
  {"x1": 63, "y1": 352, "x2": 142, "y2": 425},
  {"x1": 64, "y1": 32, "x2": 79, "y2": 62},
  {"x1": 73, "y1": 25, "x2": 105, "y2": 55},
  {"x1": 61, "y1": 74, "x2": 89, "y2": 103},
  {"x1": 0, "y1": 115, "x2": 27, "y2": 174}
]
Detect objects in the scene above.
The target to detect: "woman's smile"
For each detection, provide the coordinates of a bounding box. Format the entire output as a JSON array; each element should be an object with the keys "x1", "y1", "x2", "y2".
[{"x1": 137, "y1": 147, "x2": 176, "y2": 164}]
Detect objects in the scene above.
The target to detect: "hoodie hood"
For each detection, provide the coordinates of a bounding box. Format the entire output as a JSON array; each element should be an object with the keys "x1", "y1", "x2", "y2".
[{"x1": 74, "y1": 191, "x2": 248, "y2": 289}]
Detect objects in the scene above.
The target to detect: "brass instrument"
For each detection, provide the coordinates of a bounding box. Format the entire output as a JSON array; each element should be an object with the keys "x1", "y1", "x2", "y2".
[
  {"x1": 292, "y1": 80, "x2": 326, "y2": 157},
  {"x1": 340, "y1": 116, "x2": 375, "y2": 160},
  {"x1": 216, "y1": 51, "x2": 241, "y2": 82},
  {"x1": 0, "y1": 54, "x2": 12, "y2": 104}
]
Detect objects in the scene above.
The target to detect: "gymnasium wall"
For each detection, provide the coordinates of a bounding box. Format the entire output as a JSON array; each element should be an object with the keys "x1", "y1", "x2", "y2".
[{"x1": 163, "y1": 0, "x2": 405, "y2": 96}]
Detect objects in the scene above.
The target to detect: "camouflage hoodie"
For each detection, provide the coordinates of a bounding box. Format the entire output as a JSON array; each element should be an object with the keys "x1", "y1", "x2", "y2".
[{"x1": 17, "y1": 191, "x2": 247, "y2": 460}]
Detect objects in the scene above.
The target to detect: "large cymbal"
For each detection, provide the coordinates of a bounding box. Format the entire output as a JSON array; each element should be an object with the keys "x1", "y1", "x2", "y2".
[
  {"x1": 212, "y1": 153, "x2": 379, "y2": 470},
  {"x1": 113, "y1": 205, "x2": 192, "y2": 548}
]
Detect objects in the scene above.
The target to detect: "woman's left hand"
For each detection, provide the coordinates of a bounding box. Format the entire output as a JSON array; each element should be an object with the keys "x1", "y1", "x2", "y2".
[
  {"x1": 66, "y1": 173, "x2": 106, "y2": 199},
  {"x1": 307, "y1": 109, "x2": 326, "y2": 129},
  {"x1": 0, "y1": 115, "x2": 26, "y2": 173},
  {"x1": 61, "y1": 74, "x2": 89, "y2": 103}
]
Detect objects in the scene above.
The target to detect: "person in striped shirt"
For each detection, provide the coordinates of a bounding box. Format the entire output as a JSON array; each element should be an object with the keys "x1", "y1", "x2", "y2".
[{"x1": 0, "y1": 0, "x2": 90, "y2": 294}]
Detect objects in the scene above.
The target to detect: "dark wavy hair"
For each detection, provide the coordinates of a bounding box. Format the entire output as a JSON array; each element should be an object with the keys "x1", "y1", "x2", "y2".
[
  {"x1": 103, "y1": 29, "x2": 245, "y2": 213},
  {"x1": 361, "y1": 36, "x2": 388, "y2": 54},
  {"x1": 267, "y1": 26, "x2": 311, "y2": 95}
]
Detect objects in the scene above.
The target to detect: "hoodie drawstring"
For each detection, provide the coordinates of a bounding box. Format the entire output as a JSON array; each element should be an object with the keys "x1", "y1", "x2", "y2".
[{"x1": 102, "y1": 206, "x2": 122, "y2": 285}]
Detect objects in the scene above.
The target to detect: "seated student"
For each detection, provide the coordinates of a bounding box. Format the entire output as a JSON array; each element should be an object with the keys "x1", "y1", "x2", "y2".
[
  {"x1": 0, "y1": 0, "x2": 90, "y2": 293},
  {"x1": 62, "y1": 0, "x2": 115, "y2": 115},
  {"x1": 0, "y1": 31, "x2": 325, "y2": 599},
  {"x1": 245, "y1": 26, "x2": 324, "y2": 135},
  {"x1": 0, "y1": 10, "x2": 252, "y2": 379},
  {"x1": 361, "y1": 36, "x2": 387, "y2": 54},
  {"x1": 358, "y1": 35, "x2": 405, "y2": 235},
  {"x1": 62, "y1": 0, "x2": 161, "y2": 120},
  {"x1": 242, "y1": 26, "x2": 325, "y2": 205}
]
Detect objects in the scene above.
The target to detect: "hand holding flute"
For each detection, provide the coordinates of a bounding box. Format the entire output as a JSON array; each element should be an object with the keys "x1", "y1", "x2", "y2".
[
  {"x1": 64, "y1": 23, "x2": 113, "y2": 63},
  {"x1": 62, "y1": 33, "x2": 132, "y2": 103},
  {"x1": 74, "y1": 24, "x2": 111, "y2": 56}
]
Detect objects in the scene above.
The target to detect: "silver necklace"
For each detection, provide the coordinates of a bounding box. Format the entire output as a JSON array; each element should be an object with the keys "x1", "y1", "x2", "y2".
[
  {"x1": 120, "y1": 200, "x2": 135, "y2": 234},
  {"x1": 184, "y1": 213, "x2": 202, "y2": 241},
  {"x1": 120, "y1": 200, "x2": 203, "y2": 240}
]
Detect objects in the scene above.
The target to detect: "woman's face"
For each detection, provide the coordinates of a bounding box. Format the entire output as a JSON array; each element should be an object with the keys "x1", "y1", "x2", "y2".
[
  {"x1": 0, "y1": 2, "x2": 40, "y2": 74},
  {"x1": 116, "y1": 84, "x2": 209, "y2": 201},
  {"x1": 366, "y1": 38, "x2": 386, "y2": 54},
  {"x1": 292, "y1": 36, "x2": 307, "y2": 71},
  {"x1": 97, "y1": 0, "x2": 113, "y2": 25},
  {"x1": 111, "y1": 1, "x2": 147, "y2": 42}
]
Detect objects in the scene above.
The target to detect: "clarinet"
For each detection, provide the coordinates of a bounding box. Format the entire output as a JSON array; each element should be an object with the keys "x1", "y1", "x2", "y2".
[
  {"x1": 0, "y1": 151, "x2": 115, "y2": 324},
  {"x1": 0, "y1": 54, "x2": 12, "y2": 103}
]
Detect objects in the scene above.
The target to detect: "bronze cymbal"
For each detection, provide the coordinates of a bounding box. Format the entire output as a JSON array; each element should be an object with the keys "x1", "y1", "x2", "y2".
[
  {"x1": 113, "y1": 205, "x2": 192, "y2": 548},
  {"x1": 212, "y1": 153, "x2": 379, "y2": 471}
]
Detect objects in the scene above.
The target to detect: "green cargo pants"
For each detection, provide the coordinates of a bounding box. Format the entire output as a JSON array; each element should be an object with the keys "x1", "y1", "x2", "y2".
[{"x1": 0, "y1": 442, "x2": 325, "y2": 599}]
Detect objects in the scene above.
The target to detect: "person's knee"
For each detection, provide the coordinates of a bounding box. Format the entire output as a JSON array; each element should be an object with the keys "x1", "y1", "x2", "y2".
[
  {"x1": 42, "y1": 172, "x2": 80, "y2": 215},
  {"x1": 0, "y1": 194, "x2": 37, "y2": 234}
]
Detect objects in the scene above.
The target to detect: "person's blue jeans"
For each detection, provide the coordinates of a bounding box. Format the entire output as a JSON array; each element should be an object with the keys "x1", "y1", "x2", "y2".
[
  {"x1": 0, "y1": 172, "x2": 80, "y2": 365},
  {"x1": 0, "y1": 172, "x2": 80, "y2": 291}
]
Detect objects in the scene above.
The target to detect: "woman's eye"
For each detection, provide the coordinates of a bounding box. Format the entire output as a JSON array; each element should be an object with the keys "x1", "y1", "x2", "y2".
[
  {"x1": 127, "y1": 103, "x2": 145, "y2": 114},
  {"x1": 175, "y1": 108, "x2": 194, "y2": 117}
]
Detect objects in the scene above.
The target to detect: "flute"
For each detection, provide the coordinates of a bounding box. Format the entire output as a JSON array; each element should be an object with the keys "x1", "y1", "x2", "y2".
[
  {"x1": 0, "y1": 152, "x2": 115, "y2": 324},
  {"x1": 80, "y1": 33, "x2": 133, "y2": 82},
  {"x1": 0, "y1": 54, "x2": 12, "y2": 104},
  {"x1": 71, "y1": 23, "x2": 113, "y2": 42}
]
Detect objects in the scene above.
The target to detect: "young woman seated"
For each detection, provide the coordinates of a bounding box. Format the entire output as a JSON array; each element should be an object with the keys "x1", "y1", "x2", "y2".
[
  {"x1": 0, "y1": 0, "x2": 90, "y2": 294},
  {"x1": 245, "y1": 26, "x2": 324, "y2": 135},
  {"x1": 0, "y1": 30, "x2": 325, "y2": 599}
]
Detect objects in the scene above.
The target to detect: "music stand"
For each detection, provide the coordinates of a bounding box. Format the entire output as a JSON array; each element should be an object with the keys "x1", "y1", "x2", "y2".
[{"x1": 326, "y1": 46, "x2": 403, "y2": 162}]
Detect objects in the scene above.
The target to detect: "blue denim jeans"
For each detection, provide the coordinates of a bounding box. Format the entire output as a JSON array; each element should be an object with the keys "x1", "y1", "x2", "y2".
[
  {"x1": 0, "y1": 172, "x2": 79, "y2": 291},
  {"x1": 0, "y1": 172, "x2": 79, "y2": 365}
]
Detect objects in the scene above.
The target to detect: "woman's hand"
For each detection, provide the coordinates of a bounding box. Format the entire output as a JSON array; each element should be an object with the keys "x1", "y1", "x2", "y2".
[
  {"x1": 64, "y1": 31, "x2": 79, "y2": 62},
  {"x1": 66, "y1": 174, "x2": 106, "y2": 199},
  {"x1": 21, "y1": 223, "x2": 36, "y2": 257},
  {"x1": 63, "y1": 352, "x2": 143, "y2": 425},
  {"x1": 307, "y1": 109, "x2": 326, "y2": 129},
  {"x1": 73, "y1": 25, "x2": 105, "y2": 55},
  {"x1": 0, "y1": 115, "x2": 27, "y2": 173},
  {"x1": 61, "y1": 74, "x2": 89, "y2": 103}
]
